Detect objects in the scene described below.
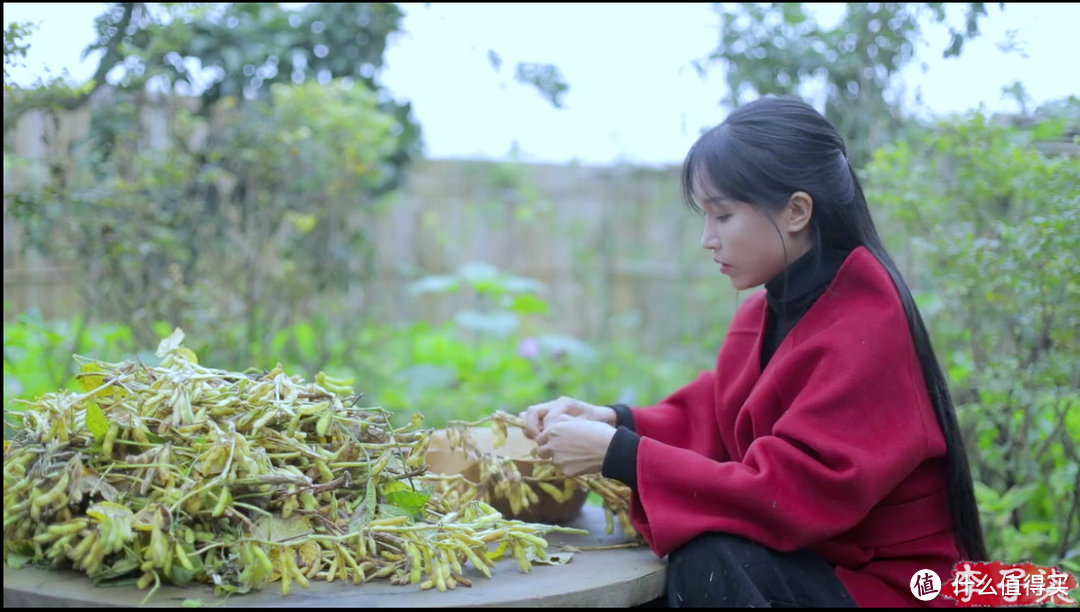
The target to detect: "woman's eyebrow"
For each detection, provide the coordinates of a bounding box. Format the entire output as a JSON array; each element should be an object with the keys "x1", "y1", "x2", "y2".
[{"x1": 700, "y1": 196, "x2": 735, "y2": 207}]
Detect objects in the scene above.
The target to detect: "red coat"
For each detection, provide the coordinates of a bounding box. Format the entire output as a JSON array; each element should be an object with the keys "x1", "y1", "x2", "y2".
[{"x1": 628, "y1": 246, "x2": 960, "y2": 607}]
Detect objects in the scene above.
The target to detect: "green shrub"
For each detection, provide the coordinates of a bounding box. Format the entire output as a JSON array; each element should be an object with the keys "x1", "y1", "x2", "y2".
[{"x1": 865, "y1": 109, "x2": 1080, "y2": 572}]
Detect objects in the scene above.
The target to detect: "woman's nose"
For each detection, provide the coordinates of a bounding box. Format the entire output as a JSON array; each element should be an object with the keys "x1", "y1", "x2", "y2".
[{"x1": 701, "y1": 222, "x2": 719, "y2": 250}]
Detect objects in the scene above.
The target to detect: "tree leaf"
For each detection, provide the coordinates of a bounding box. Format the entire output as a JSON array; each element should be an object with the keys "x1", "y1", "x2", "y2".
[{"x1": 998, "y1": 483, "x2": 1041, "y2": 514}]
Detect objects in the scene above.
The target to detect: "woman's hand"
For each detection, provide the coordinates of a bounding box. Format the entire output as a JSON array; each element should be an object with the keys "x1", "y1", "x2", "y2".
[
  {"x1": 535, "y1": 417, "x2": 617, "y2": 476},
  {"x1": 519, "y1": 396, "x2": 616, "y2": 440}
]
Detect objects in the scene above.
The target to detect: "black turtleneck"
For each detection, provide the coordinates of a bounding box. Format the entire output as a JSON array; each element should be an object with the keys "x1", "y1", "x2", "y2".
[
  {"x1": 602, "y1": 247, "x2": 851, "y2": 490},
  {"x1": 760, "y1": 246, "x2": 849, "y2": 369}
]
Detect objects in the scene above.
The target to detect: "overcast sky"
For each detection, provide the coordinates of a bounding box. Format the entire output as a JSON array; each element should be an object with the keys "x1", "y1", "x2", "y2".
[{"x1": 5, "y1": 3, "x2": 1079, "y2": 166}]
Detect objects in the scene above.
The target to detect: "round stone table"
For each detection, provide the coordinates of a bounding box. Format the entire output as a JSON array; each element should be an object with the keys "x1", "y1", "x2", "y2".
[{"x1": 3, "y1": 504, "x2": 666, "y2": 607}]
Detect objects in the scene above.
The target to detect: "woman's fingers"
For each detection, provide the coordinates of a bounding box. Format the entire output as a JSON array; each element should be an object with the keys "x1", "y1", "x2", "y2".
[
  {"x1": 535, "y1": 424, "x2": 559, "y2": 461},
  {"x1": 536, "y1": 442, "x2": 553, "y2": 460},
  {"x1": 520, "y1": 404, "x2": 549, "y2": 440},
  {"x1": 522, "y1": 397, "x2": 592, "y2": 440},
  {"x1": 532, "y1": 420, "x2": 613, "y2": 477},
  {"x1": 535, "y1": 423, "x2": 554, "y2": 447}
]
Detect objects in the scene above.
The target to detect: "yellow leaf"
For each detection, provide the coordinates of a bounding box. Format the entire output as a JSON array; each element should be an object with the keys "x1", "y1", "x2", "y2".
[
  {"x1": 381, "y1": 481, "x2": 410, "y2": 495},
  {"x1": 85, "y1": 401, "x2": 110, "y2": 441},
  {"x1": 78, "y1": 362, "x2": 106, "y2": 393},
  {"x1": 175, "y1": 347, "x2": 199, "y2": 364},
  {"x1": 252, "y1": 515, "x2": 313, "y2": 543},
  {"x1": 296, "y1": 541, "x2": 319, "y2": 569},
  {"x1": 77, "y1": 362, "x2": 127, "y2": 399},
  {"x1": 286, "y1": 212, "x2": 319, "y2": 234}
]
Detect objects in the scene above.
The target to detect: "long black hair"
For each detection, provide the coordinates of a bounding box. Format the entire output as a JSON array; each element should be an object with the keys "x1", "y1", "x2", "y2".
[{"x1": 682, "y1": 95, "x2": 987, "y2": 561}]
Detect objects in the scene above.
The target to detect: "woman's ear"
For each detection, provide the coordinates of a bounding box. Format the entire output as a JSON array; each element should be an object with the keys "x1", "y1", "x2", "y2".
[{"x1": 785, "y1": 191, "x2": 813, "y2": 233}]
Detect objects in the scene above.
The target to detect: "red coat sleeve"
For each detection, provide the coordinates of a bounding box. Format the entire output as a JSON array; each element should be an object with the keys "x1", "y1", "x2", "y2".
[
  {"x1": 627, "y1": 370, "x2": 729, "y2": 462},
  {"x1": 628, "y1": 292, "x2": 766, "y2": 465},
  {"x1": 629, "y1": 288, "x2": 940, "y2": 557}
]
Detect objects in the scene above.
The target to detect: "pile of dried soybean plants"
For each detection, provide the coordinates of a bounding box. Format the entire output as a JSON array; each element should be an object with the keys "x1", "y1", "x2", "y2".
[{"x1": 3, "y1": 329, "x2": 584, "y2": 602}]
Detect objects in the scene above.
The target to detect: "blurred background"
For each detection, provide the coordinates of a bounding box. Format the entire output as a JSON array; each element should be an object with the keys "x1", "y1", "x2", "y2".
[{"x1": 3, "y1": 3, "x2": 1078, "y2": 578}]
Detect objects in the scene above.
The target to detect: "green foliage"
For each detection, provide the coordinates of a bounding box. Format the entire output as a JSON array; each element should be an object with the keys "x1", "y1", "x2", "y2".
[
  {"x1": 2, "y1": 20, "x2": 94, "y2": 114},
  {"x1": 3, "y1": 20, "x2": 33, "y2": 87},
  {"x1": 377, "y1": 262, "x2": 692, "y2": 428},
  {"x1": 2, "y1": 308, "x2": 138, "y2": 429},
  {"x1": 84, "y1": 3, "x2": 401, "y2": 102},
  {"x1": 4, "y1": 4, "x2": 421, "y2": 368},
  {"x1": 865, "y1": 107, "x2": 1080, "y2": 568},
  {"x1": 512, "y1": 62, "x2": 569, "y2": 109},
  {"x1": 6, "y1": 78, "x2": 405, "y2": 368},
  {"x1": 5, "y1": 3, "x2": 420, "y2": 190},
  {"x1": 701, "y1": 2, "x2": 1001, "y2": 164},
  {"x1": 484, "y1": 47, "x2": 570, "y2": 110},
  {"x1": 366, "y1": 320, "x2": 691, "y2": 430},
  {"x1": 2, "y1": 266, "x2": 695, "y2": 435}
]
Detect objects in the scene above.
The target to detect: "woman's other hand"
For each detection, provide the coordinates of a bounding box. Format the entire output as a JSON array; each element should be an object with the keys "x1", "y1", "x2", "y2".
[
  {"x1": 519, "y1": 396, "x2": 616, "y2": 440},
  {"x1": 535, "y1": 417, "x2": 617, "y2": 476}
]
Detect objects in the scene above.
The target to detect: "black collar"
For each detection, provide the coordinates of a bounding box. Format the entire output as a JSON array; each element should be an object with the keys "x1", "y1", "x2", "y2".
[{"x1": 765, "y1": 247, "x2": 849, "y2": 318}]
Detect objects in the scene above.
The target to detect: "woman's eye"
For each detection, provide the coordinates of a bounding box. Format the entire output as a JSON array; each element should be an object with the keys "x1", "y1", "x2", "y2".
[{"x1": 716, "y1": 215, "x2": 731, "y2": 223}]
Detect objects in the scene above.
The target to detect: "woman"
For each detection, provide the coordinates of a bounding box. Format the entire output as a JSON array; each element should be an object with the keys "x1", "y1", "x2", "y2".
[{"x1": 520, "y1": 96, "x2": 986, "y2": 607}]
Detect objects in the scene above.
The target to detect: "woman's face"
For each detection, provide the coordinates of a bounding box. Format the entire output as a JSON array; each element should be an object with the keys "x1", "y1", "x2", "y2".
[{"x1": 693, "y1": 176, "x2": 799, "y2": 291}]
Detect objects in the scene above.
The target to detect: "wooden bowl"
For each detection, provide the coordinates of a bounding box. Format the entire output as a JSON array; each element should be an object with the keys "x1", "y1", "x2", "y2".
[{"x1": 425, "y1": 426, "x2": 588, "y2": 524}]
